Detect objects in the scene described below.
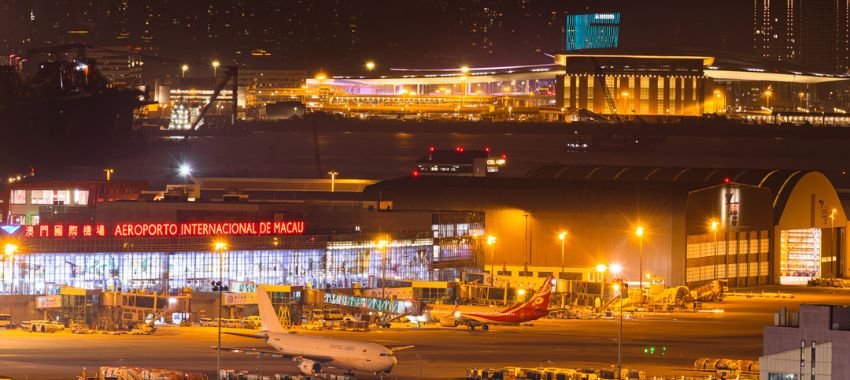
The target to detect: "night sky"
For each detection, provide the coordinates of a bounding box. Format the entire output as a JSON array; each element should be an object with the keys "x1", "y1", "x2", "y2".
[{"x1": 0, "y1": 0, "x2": 752, "y2": 73}]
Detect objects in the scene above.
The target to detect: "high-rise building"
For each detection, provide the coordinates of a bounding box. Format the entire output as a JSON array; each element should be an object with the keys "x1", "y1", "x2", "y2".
[
  {"x1": 86, "y1": 46, "x2": 143, "y2": 88},
  {"x1": 564, "y1": 12, "x2": 620, "y2": 51},
  {"x1": 753, "y1": 0, "x2": 850, "y2": 73}
]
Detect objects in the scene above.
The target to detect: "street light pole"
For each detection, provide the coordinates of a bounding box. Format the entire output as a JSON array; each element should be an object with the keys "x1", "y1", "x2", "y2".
[
  {"x1": 617, "y1": 280, "x2": 623, "y2": 380},
  {"x1": 711, "y1": 220, "x2": 719, "y2": 280},
  {"x1": 328, "y1": 170, "x2": 339, "y2": 193},
  {"x1": 487, "y1": 236, "x2": 496, "y2": 286},
  {"x1": 559, "y1": 232, "x2": 567, "y2": 275},
  {"x1": 213, "y1": 241, "x2": 228, "y2": 380},
  {"x1": 831, "y1": 209, "x2": 837, "y2": 277},
  {"x1": 635, "y1": 226, "x2": 645, "y2": 304}
]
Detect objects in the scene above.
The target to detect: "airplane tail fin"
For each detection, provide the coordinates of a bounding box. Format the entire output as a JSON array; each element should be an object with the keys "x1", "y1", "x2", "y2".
[
  {"x1": 521, "y1": 275, "x2": 553, "y2": 311},
  {"x1": 256, "y1": 287, "x2": 286, "y2": 334}
]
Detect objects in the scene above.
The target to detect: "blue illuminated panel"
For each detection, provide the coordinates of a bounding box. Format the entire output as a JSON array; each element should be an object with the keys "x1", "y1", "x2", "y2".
[{"x1": 565, "y1": 13, "x2": 621, "y2": 51}]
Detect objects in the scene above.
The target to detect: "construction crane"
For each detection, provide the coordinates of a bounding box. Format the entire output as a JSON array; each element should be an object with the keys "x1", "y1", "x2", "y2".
[
  {"x1": 189, "y1": 65, "x2": 238, "y2": 130},
  {"x1": 24, "y1": 44, "x2": 240, "y2": 129},
  {"x1": 589, "y1": 57, "x2": 621, "y2": 123}
]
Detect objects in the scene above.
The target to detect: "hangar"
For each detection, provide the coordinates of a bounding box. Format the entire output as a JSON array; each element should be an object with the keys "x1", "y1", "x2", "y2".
[{"x1": 366, "y1": 166, "x2": 847, "y2": 287}]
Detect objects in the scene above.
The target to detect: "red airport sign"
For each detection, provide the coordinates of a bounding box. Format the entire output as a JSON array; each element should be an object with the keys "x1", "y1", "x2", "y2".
[{"x1": 15, "y1": 221, "x2": 305, "y2": 239}]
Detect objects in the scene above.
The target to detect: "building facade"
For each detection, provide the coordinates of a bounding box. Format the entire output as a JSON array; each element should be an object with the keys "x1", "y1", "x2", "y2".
[
  {"x1": 86, "y1": 46, "x2": 143, "y2": 89},
  {"x1": 754, "y1": 0, "x2": 850, "y2": 73},
  {"x1": 368, "y1": 166, "x2": 848, "y2": 287},
  {"x1": 4, "y1": 180, "x2": 148, "y2": 225},
  {"x1": 0, "y1": 182, "x2": 484, "y2": 295},
  {"x1": 761, "y1": 305, "x2": 850, "y2": 379},
  {"x1": 554, "y1": 54, "x2": 712, "y2": 118},
  {"x1": 564, "y1": 13, "x2": 621, "y2": 51}
]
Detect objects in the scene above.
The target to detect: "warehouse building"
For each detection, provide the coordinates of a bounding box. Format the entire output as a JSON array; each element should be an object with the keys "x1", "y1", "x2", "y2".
[{"x1": 366, "y1": 166, "x2": 847, "y2": 287}]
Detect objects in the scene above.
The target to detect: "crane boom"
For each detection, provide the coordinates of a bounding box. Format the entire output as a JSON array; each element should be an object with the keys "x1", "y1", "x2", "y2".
[
  {"x1": 589, "y1": 57, "x2": 621, "y2": 122},
  {"x1": 190, "y1": 65, "x2": 238, "y2": 130}
]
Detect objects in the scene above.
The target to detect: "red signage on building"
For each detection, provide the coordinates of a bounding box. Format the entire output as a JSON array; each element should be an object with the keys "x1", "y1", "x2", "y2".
[{"x1": 19, "y1": 221, "x2": 305, "y2": 239}]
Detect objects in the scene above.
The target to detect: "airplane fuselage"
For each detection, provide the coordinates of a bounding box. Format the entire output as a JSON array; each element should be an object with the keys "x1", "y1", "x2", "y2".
[
  {"x1": 266, "y1": 331, "x2": 397, "y2": 373},
  {"x1": 429, "y1": 304, "x2": 549, "y2": 324}
]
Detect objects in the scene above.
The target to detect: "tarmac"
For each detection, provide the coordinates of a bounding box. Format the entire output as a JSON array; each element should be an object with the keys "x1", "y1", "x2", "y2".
[{"x1": 1, "y1": 287, "x2": 849, "y2": 379}]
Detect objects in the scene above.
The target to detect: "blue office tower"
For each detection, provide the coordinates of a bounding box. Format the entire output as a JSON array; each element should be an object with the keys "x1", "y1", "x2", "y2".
[{"x1": 565, "y1": 13, "x2": 621, "y2": 51}]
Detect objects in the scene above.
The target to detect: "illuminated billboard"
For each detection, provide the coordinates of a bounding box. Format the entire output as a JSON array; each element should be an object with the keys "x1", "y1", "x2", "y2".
[
  {"x1": 10, "y1": 220, "x2": 305, "y2": 239},
  {"x1": 565, "y1": 12, "x2": 621, "y2": 51}
]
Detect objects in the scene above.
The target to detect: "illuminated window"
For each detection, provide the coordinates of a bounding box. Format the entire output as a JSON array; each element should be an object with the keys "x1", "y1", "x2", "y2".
[
  {"x1": 10, "y1": 190, "x2": 26, "y2": 205},
  {"x1": 30, "y1": 190, "x2": 87, "y2": 205},
  {"x1": 10, "y1": 214, "x2": 26, "y2": 225},
  {"x1": 31, "y1": 190, "x2": 55, "y2": 205},
  {"x1": 73, "y1": 190, "x2": 89, "y2": 205}
]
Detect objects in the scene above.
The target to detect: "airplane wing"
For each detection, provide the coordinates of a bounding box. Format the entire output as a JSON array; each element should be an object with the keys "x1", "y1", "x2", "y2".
[
  {"x1": 215, "y1": 346, "x2": 334, "y2": 363},
  {"x1": 389, "y1": 345, "x2": 415, "y2": 352}
]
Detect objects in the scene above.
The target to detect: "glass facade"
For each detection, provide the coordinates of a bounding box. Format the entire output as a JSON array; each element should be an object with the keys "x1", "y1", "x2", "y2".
[
  {"x1": 0, "y1": 232, "x2": 480, "y2": 295},
  {"x1": 565, "y1": 13, "x2": 621, "y2": 51}
]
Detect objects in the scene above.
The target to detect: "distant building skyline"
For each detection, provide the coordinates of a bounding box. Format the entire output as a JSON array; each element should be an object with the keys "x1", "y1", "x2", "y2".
[
  {"x1": 1, "y1": 0, "x2": 752, "y2": 77},
  {"x1": 753, "y1": 0, "x2": 850, "y2": 73}
]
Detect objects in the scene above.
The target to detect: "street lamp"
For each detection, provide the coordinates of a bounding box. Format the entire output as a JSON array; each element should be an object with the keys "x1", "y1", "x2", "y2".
[
  {"x1": 181, "y1": 64, "x2": 189, "y2": 78},
  {"x1": 213, "y1": 240, "x2": 229, "y2": 380},
  {"x1": 486, "y1": 235, "x2": 496, "y2": 286},
  {"x1": 830, "y1": 208, "x2": 837, "y2": 277},
  {"x1": 212, "y1": 60, "x2": 220, "y2": 78},
  {"x1": 558, "y1": 232, "x2": 568, "y2": 276},
  {"x1": 328, "y1": 170, "x2": 339, "y2": 193},
  {"x1": 178, "y1": 163, "x2": 192, "y2": 177},
  {"x1": 635, "y1": 226, "x2": 645, "y2": 304},
  {"x1": 614, "y1": 278, "x2": 625, "y2": 380},
  {"x1": 764, "y1": 87, "x2": 773, "y2": 109},
  {"x1": 710, "y1": 219, "x2": 719, "y2": 280},
  {"x1": 365, "y1": 61, "x2": 375, "y2": 71},
  {"x1": 596, "y1": 264, "x2": 607, "y2": 300},
  {"x1": 4, "y1": 244, "x2": 17, "y2": 295},
  {"x1": 103, "y1": 168, "x2": 114, "y2": 182}
]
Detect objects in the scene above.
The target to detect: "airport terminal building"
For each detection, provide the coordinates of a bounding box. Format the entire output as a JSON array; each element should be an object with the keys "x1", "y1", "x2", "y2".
[
  {"x1": 0, "y1": 168, "x2": 846, "y2": 297},
  {"x1": 0, "y1": 179, "x2": 484, "y2": 296}
]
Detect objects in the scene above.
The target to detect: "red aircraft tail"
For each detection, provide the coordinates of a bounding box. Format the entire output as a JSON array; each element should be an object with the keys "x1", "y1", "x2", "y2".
[{"x1": 506, "y1": 275, "x2": 553, "y2": 313}]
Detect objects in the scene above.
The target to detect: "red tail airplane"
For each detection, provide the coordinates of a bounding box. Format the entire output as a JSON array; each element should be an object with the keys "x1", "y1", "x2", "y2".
[{"x1": 426, "y1": 275, "x2": 553, "y2": 331}]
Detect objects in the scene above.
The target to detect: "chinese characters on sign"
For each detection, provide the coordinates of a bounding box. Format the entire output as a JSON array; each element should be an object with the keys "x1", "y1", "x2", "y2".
[{"x1": 18, "y1": 221, "x2": 305, "y2": 239}]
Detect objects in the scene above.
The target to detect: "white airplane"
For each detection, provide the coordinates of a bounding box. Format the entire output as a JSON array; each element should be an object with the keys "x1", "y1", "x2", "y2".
[{"x1": 219, "y1": 288, "x2": 411, "y2": 376}]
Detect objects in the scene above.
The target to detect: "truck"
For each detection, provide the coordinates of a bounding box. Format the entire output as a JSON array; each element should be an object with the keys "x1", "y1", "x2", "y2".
[{"x1": 20, "y1": 320, "x2": 65, "y2": 333}]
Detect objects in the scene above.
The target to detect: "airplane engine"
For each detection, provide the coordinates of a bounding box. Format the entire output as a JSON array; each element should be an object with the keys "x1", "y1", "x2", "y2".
[
  {"x1": 297, "y1": 359, "x2": 322, "y2": 375},
  {"x1": 439, "y1": 316, "x2": 458, "y2": 327}
]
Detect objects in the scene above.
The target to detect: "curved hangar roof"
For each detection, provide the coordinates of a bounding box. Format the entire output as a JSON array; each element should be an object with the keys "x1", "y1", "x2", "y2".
[{"x1": 525, "y1": 165, "x2": 834, "y2": 223}]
